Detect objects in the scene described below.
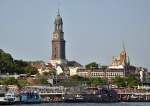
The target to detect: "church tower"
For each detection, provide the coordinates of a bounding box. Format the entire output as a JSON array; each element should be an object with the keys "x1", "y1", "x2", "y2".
[
  {"x1": 119, "y1": 43, "x2": 127, "y2": 65},
  {"x1": 50, "y1": 10, "x2": 66, "y2": 65}
]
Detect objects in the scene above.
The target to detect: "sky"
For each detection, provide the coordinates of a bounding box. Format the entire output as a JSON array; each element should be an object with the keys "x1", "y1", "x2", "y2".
[{"x1": 0, "y1": 0, "x2": 150, "y2": 69}]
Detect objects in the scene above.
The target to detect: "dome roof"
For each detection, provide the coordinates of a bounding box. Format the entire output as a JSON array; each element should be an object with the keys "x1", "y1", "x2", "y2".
[{"x1": 55, "y1": 14, "x2": 63, "y2": 24}]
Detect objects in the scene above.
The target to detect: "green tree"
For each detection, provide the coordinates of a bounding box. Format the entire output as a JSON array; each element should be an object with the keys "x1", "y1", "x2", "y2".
[
  {"x1": 112, "y1": 76, "x2": 126, "y2": 88},
  {"x1": 70, "y1": 75, "x2": 85, "y2": 81},
  {"x1": 101, "y1": 65, "x2": 108, "y2": 70},
  {"x1": 24, "y1": 66, "x2": 38, "y2": 75},
  {"x1": 48, "y1": 69, "x2": 57, "y2": 76},
  {"x1": 0, "y1": 49, "x2": 38, "y2": 75},
  {"x1": 60, "y1": 75, "x2": 86, "y2": 87},
  {"x1": 17, "y1": 79, "x2": 28, "y2": 88},
  {"x1": 4, "y1": 77, "x2": 18, "y2": 85},
  {"x1": 127, "y1": 74, "x2": 140, "y2": 87},
  {"x1": 0, "y1": 50, "x2": 15, "y2": 74},
  {"x1": 85, "y1": 62, "x2": 98, "y2": 69},
  {"x1": 14, "y1": 60, "x2": 29, "y2": 67},
  {"x1": 88, "y1": 77, "x2": 107, "y2": 86},
  {"x1": 39, "y1": 76, "x2": 49, "y2": 85}
]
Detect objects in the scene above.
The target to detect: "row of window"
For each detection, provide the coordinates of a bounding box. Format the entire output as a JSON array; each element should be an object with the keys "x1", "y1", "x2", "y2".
[
  {"x1": 91, "y1": 72, "x2": 124, "y2": 76},
  {"x1": 77, "y1": 72, "x2": 124, "y2": 77}
]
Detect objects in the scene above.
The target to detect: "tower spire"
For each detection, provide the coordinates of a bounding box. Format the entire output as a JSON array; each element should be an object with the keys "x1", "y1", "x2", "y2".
[
  {"x1": 120, "y1": 41, "x2": 127, "y2": 65},
  {"x1": 127, "y1": 56, "x2": 130, "y2": 65},
  {"x1": 57, "y1": 8, "x2": 60, "y2": 16},
  {"x1": 122, "y1": 40, "x2": 126, "y2": 52}
]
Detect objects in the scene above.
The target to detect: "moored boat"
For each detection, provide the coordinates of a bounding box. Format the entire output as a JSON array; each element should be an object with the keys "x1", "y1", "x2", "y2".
[
  {"x1": 0, "y1": 92, "x2": 7, "y2": 104},
  {"x1": 0, "y1": 91, "x2": 19, "y2": 105},
  {"x1": 62, "y1": 94, "x2": 85, "y2": 103},
  {"x1": 20, "y1": 91, "x2": 42, "y2": 104}
]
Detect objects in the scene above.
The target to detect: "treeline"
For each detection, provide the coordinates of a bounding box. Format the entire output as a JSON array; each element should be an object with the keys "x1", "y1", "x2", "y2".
[
  {"x1": 62, "y1": 74, "x2": 140, "y2": 88},
  {"x1": 0, "y1": 49, "x2": 37, "y2": 75}
]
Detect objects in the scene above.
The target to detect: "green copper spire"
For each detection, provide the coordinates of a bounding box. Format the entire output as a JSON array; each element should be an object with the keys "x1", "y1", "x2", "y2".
[{"x1": 54, "y1": 9, "x2": 63, "y2": 32}]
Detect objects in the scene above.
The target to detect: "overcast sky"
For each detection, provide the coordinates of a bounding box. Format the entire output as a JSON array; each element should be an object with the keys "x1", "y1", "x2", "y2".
[{"x1": 0, "y1": 0, "x2": 150, "y2": 69}]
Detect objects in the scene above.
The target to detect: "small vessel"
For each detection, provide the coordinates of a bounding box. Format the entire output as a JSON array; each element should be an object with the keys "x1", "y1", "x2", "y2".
[
  {"x1": 74, "y1": 94, "x2": 85, "y2": 102},
  {"x1": 20, "y1": 91, "x2": 42, "y2": 104},
  {"x1": 0, "y1": 92, "x2": 7, "y2": 104},
  {"x1": 4, "y1": 91, "x2": 20, "y2": 104},
  {"x1": 0, "y1": 91, "x2": 19, "y2": 105},
  {"x1": 62, "y1": 94, "x2": 75, "y2": 103},
  {"x1": 63, "y1": 94, "x2": 85, "y2": 103}
]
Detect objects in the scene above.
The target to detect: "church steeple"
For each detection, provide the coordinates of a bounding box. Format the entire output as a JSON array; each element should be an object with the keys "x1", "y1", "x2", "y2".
[
  {"x1": 122, "y1": 41, "x2": 126, "y2": 53},
  {"x1": 54, "y1": 9, "x2": 63, "y2": 32},
  {"x1": 57, "y1": 8, "x2": 60, "y2": 16},
  {"x1": 120, "y1": 41, "x2": 127, "y2": 65},
  {"x1": 51, "y1": 10, "x2": 66, "y2": 65}
]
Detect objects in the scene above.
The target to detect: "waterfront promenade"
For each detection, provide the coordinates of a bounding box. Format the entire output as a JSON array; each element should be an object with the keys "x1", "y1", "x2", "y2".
[
  {"x1": 19, "y1": 86, "x2": 150, "y2": 102},
  {"x1": 1, "y1": 85, "x2": 150, "y2": 104}
]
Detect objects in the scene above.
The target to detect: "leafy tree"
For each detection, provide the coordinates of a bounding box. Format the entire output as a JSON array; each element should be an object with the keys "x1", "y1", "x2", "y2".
[
  {"x1": 127, "y1": 74, "x2": 140, "y2": 87},
  {"x1": 88, "y1": 77, "x2": 107, "y2": 86},
  {"x1": 112, "y1": 76, "x2": 126, "y2": 88},
  {"x1": 48, "y1": 69, "x2": 57, "y2": 76},
  {"x1": 70, "y1": 75, "x2": 85, "y2": 81},
  {"x1": 1, "y1": 77, "x2": 28, "y2": 88},
  {"x1": 14, "y1": 60, "x2": 29, "y2": 67},
  {"x1": 0, "y1": 49, "x2": 38, "y2": 75},
  {"x1": 39, "y1": 76, "x2": 49, "y2": 85},
  {"x1": 24, "y1": 66, "x2": 38, "y2": 75},
  {"x1": 17, "y1": 79, "x2": 28, "y2": 88},
  {"x1": 0, "y1": 80, "x2": 4, "y2": 85},
  {"x1": 4, "y1": 77, "x2": 18, "y2": 85},
  {"x1": 85, "y1": 62, "x2": 98, "y2": 69},
  {"x1": 59, "y1": 75, "x2": 87, "y2": 87},
  {"x1": 101, "y1": 65, "x2": 108, "y2": 70},
  {"x1": 0, "y1": 50, "x2": 15, "y2": 74}
]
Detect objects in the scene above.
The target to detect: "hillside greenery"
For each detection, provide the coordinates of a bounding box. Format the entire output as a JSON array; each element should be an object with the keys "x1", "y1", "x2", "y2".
[{"x1": 0, "y1": 49, "x2": 38, "y2": 75}]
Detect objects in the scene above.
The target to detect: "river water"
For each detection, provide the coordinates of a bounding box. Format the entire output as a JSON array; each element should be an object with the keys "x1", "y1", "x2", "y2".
[{"x1": 4, "y1": 103, "x2": 150, "y2": 106}]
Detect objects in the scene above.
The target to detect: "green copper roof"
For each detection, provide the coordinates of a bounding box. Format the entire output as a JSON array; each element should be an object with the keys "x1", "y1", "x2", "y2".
[{"x1": 54, "y1": 12, "x2": 63, "y2": 24}]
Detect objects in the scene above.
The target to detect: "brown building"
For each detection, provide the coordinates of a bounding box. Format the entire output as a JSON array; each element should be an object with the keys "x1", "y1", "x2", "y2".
[
  {"x1": 50, "y1": 10, "x2": 66, "y2": 66},
  {"x1": 111, "y1": 44, "x2": 128, "y2": 66},
  {"x1": 77, "y1": 45, "x2": 149, "y2": 83}
]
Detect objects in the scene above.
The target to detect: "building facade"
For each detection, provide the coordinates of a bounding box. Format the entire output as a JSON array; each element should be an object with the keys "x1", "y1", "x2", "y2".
[
  {"x1": 77, "y1": 45, "x2": 150, "y2": 84},
  {"x1": 77, "y1": 68, "x2": 125, "y2": 80}
]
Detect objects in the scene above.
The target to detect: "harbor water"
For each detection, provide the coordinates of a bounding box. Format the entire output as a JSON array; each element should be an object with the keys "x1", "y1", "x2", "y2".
[{"x1": 3, "y1": 102, "x2": 150, "y2": 106}]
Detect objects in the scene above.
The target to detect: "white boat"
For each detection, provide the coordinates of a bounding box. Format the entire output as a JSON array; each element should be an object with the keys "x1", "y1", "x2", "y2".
[
  {"x1": 0, "y1": 91, "x2": 19, "y2": 104},
  {"x1": 4, "y1": 91, "x2": 20, "y2": 103},
  {"x1": 0, "y1": 92, "x2": 8, "y2": 104},
  {"x1": 0, "y1": 85, "x2": 7, "y2": 104}
]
